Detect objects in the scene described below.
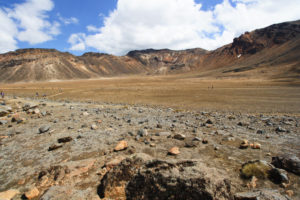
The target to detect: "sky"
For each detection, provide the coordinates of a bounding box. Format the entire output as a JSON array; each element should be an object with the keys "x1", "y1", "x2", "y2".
[{"x1": 0, "y1": 0, "x2": 300, "y2": 56}]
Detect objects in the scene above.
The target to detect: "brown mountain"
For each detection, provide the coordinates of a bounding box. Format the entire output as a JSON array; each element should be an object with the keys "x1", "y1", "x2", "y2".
[{"x1": 0, "y1": 20, "x2": 299, "y2": 83}]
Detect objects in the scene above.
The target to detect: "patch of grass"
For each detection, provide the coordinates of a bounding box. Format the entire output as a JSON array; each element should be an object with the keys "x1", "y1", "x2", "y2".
[{"x1": 241, "y1": 161, "x2": 272, "y2": 179}]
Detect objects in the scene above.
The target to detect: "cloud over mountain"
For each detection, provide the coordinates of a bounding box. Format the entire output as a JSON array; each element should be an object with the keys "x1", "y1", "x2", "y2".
[{"x1": 69, "y1": 0, "x2": 300, "y2": 55}]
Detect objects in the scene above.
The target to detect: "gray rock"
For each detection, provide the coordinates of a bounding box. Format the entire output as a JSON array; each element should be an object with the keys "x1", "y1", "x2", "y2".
[
  {"x1": 0, "y1": 120, "x2": 8, "y2": 125},
  {"x1": 275, "y1": 127, "x2": 286, "y2": 133},
  {"x1": 173, "y1": 133, "x2": 186, "y2": 140},
  {"x1": 271, "y1": 155, "x2": 300, "y2": 175},
  {"x1": 137, "y1": 129, "x2": 148, "y2": 137},
  {"x1": 39, "y1": 125, "x2": 50, "y2": 134},
  {"x1": 234, "y1": 189, "x2": 290, "y2": 200}
]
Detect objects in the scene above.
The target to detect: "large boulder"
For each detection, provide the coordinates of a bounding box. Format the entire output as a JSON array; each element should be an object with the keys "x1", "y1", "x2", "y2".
[
  {"x1": 271, "y1": 155, "x2": 300, "y2": 175},
  {"x1": 98, "y1": 154, "x2": 233, "y2": 200}
]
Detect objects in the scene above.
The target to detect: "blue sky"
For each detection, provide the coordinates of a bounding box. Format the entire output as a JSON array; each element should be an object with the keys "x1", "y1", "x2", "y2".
[{"x1": 0, "y1": 0, "x2": 300, "y2": 55}]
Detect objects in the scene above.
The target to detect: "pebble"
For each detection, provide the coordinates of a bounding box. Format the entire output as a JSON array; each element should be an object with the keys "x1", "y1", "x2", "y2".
[
  {"x1": 168, "y1": 146, "x2": 180, "y2": 155},
  {"x1": 173, "y1": 133, "x2": 186, "y2": 140},
  {"x1": 91, "y1": 124, "x2": 98, "y2": 130},
  {"x1": 39, "y1": 125, "x2": 50, "y2": 134},
  {"x1": 137, "y1": 129, "x2": 148, "y2": 137},
  {"x1": 240, "y1": 140, "x2": 249, "y2": 149},
  {"x1": 25, "y1": 187, "x2": 39, "y2": 199},
  {"x1": 48, "y1": 144, "x2": 63, "y2": 151},
  {"x1": 114, "y1": 140, "x2": 128, "y2": 151}
]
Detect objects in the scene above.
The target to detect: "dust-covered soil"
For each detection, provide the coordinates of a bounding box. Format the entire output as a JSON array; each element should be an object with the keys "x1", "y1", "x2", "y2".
[{"x1": 0, "y1": 95, "x2": 299, "y2": 199}]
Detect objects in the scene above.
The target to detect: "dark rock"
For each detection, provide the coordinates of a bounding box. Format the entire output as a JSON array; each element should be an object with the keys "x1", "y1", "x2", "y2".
[
  {"x1": 256, "y1": 130, "x2": 265, "y2": 134},
  {"x1": 271, "y1": 155, "x2": 300, "y2": 175},
  {"x1": 98, "y1": 155, "x2": 232, "y2": 200},
  {"x1": 57, "y1": 137, "x2": 73, "y2": 143},
  {"x1": 275, "y1": 127, "x2": 286, "y2": 133},
  {"x1": 268, "y1": 168, "x2": 289, "y2": 184},
  {"x1": 156, "y1": 124, "x2": 162, "y2": 128},
  {"x1": 48, "y1": 144, "x2": 63, "y2": 151},
  {"x1": 23, "y1": 103, "x2": 38, "y2": 111},
  {"x1": 238, "y1": 122, "x2": 249, "y2": 127},
  {"x1": 206, "y1": 118, "x2": 214, "y2": 124}
]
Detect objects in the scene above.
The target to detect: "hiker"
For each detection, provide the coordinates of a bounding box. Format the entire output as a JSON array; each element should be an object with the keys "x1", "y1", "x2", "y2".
[
  {"x1": 36, "y1": 92, "x2": 39, "y2": 97},
  {"x1": 1, "y1": 91, "x2": 4, "y2": 98}
]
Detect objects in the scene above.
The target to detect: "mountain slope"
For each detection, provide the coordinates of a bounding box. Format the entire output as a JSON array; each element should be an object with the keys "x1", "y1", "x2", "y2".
[{"x1": 0, "y1": 20, "x2": 299, "y2": 83}]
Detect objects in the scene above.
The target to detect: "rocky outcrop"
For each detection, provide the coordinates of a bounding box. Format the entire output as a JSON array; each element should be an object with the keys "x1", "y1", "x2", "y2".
[{"x1": 99, "y1": 155, "x2": 233, "y2": 200}]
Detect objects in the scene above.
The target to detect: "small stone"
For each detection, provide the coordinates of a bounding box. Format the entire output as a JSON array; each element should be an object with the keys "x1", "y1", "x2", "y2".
[
  {"x1": 137, "y1": 129, "x2": 148, "y2": 137},
  {"x1": 0, "y1": 189, "x2": 19, "y2": 200},
  {"x1": 48, "y1": 144, "x2": 63, "y2": 151},
  {"x1": 247, "y1": 176, "x2": 258, "y2": 189},
  {"x1": 114, "y1": 140, "x2": 128, "y2": 151},
  {"x1": 251, "y1": 142, "x2": 261, "y2": 149},
  {"x1": 82, "y1": 112, "x2": 89, "y2": 116},
  {"x1": 206, "y1": 118, "x2": 214, "y2": 124},
  {"x1": 91, "y1": 124, "x2": 98, "y2": 130},
  {"x1": 173, "y1": 133, "x2": 186, "y2": 140},
  {"x1": 39, "y1": 125, "x2": 50, "y2": 134},
  {"x1": 33, "y1": 108, "x2": 40, "y2": 114},
  {"x1": 193, "y1": 137, "x2": 202, "y2": 141},
  {"x1": 256, "y1": 130, "x2": 265, "y2": 134},
  {"x1": 57, "y1": 137, "x2": 72, "y2": 143},
  {"x1": 18, "y1": 179, "x2": 26, "y2": 185},
  {"x1": 240, "y1": 140, "x2": 249, "y2": 149},
  {"x1": 156, "y1": 124, "x2": 162, "y2": 128},
  {"x1": 185, "y1": 139, "x2": 197, "y2": 148},
  {"x1": 285, "y1": 190, "x2": 293, "y2": 197},
  {"x1": 202, "y1": 139, "x2": 208, "y2": 144},
  {"x1": 150, "y1": 143, "x2": 156, "y2": 147},
  {"x1": 168, "y1": 146, "x2": 180, "y2": 155},
  {"x1": 275, "y1": 126, "x2": 286, "y2": 133},
  {"x1": 24, "y1": 187, "x2": 39, "y2": 199}
]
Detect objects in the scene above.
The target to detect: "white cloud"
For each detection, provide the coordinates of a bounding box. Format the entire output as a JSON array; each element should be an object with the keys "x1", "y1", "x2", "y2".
[
  {"x1": 68, "y1": 33, "x2": 86, "y2": 51},
  {"x1": 0, "y1": 0, "x2": 77, "y2": 53},
  {"x1": 0, "y1": 9, "x2": 18, "y2": 53},
  {"x1": 7, "y1": 0, "x2": 60, "y2": 45},
  {"x1": 87, "y1": 25, "x2": 100, "y2": 32},
  {"x1": 57, "y1": 13, "x2": 79, "y2": 25},
  {"x1": 69, "y1": 0, "x2": 300, "y2": 55}
]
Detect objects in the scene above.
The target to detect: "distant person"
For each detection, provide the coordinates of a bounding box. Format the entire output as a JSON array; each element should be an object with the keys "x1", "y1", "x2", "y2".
[
  {"x1": 1, "y1": 91, "x2": 4, "y2": 98},
  {"x1": 36, "y1": 92, "x2": 39, "y2": 97}
]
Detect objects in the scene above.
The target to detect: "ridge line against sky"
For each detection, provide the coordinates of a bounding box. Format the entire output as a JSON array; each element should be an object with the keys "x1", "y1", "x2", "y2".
[{"x1": 0, "y1": 0, "x2": 300, "y2": 56}]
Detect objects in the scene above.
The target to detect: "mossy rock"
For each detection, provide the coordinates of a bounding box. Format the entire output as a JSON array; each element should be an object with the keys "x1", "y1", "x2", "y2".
[{"x1": 241, "y1": 160, "x2": 272, "y2": 179}]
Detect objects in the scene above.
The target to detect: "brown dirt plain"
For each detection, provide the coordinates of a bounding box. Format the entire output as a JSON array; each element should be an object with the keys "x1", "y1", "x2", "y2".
[{"x1": 2, "y1": 75, "x2": 300, "y2": 114}]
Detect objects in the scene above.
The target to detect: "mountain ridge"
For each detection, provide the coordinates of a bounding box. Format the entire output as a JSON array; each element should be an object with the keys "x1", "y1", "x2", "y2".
[{"x1": 0, "y1": 20, "x2": 300, "y2": 83}]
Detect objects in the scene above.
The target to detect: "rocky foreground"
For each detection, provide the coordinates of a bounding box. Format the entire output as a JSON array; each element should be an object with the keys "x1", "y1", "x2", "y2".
[{"x1": 0, "y1": 97, "x2": 299, "y2": 199}]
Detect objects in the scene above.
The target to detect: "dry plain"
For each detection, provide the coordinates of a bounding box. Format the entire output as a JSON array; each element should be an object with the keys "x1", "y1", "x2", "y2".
[{"x1": 2, "y1": 75, "x2": 300, "y2": 114}]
